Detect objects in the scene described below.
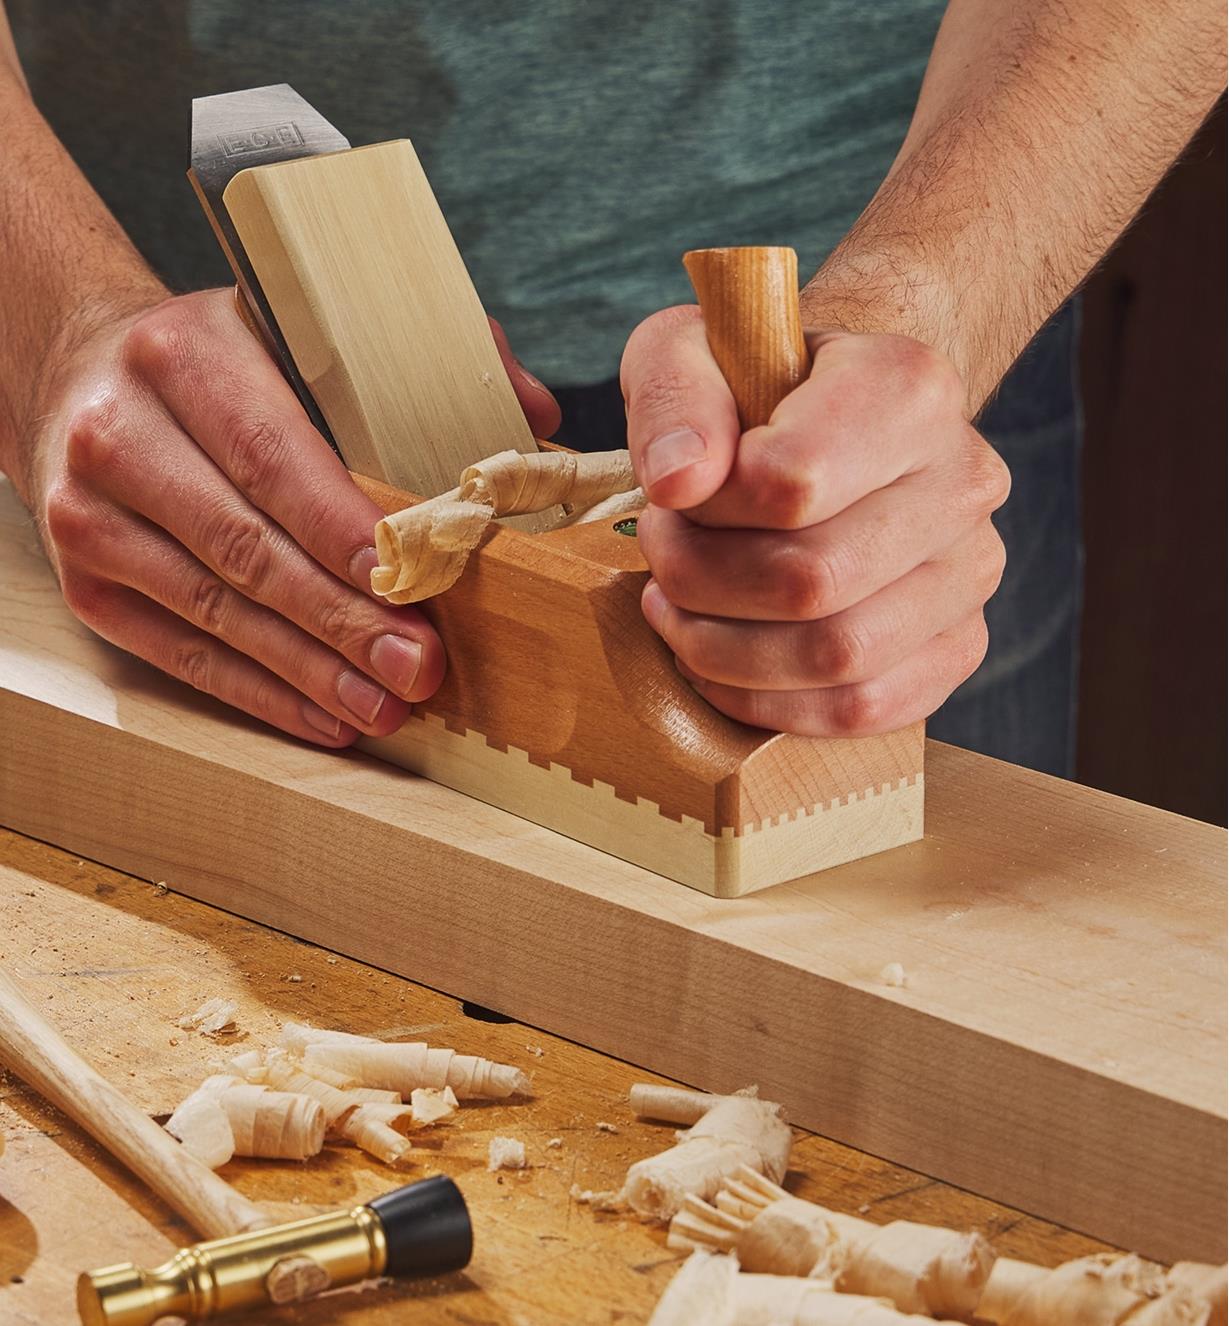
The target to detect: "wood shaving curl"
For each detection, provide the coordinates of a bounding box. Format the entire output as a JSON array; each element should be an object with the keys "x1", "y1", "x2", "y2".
[{"x1": 371, "y1": 449, "x2": 639, "y2": 604}]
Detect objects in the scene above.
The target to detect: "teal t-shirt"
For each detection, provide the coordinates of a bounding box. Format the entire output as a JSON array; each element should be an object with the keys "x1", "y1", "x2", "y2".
[{"x1": 11, "y1": 0, "x2": 944, "y2": 385}]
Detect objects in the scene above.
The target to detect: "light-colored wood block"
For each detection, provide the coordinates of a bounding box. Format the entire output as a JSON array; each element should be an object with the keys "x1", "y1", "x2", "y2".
[
  {"x1": 0, "y1": 479, "x2": 1223, "y2": 1263},
  {"x1": 222, "y1": 140, "x2": 538, "y2": 498}
]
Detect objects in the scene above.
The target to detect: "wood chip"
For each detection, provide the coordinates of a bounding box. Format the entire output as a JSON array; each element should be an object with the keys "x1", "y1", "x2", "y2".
[
  {"x1": 176, "y1": 998, "x2": 238, "y2": 1036},
  {"x1": 488, "y1": 1136, "x2": 527, "y2": 1171},
  {"x1": 570, "y1": 1184, "x2": 621, "y2": 1211}
]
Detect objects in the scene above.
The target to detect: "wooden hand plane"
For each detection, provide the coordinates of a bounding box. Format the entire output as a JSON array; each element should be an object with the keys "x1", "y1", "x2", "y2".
[{"x1": 189, "y1": 85, "x2": 923, "y2": 896}]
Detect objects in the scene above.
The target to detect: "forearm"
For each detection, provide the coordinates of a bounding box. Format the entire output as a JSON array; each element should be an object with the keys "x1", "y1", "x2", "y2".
[
  {"x1": 0, "y1": 44, "x2": 165, "y2": 502},
  {"x1": 0, "y1": 3, "x2": 26, "y2": 90},
  {"x1": 800, "y1": 0, "x2": 1227, "y2": 413}
]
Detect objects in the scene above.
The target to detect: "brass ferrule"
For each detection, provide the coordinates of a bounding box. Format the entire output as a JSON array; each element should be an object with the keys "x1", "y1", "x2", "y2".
[{"x1": 77, "y1": 1204, "x2": 387, "y2": 1326}]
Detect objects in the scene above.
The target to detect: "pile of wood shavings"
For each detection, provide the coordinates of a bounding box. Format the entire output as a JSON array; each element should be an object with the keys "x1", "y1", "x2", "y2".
[{"x1": 164, "y1": 1020, "x2": 533, "y2": 1171}]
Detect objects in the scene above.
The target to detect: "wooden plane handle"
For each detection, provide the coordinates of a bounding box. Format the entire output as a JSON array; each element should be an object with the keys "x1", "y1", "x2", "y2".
[{"x1": 683, "y1": 246, "x2": 810, "y2": 431}]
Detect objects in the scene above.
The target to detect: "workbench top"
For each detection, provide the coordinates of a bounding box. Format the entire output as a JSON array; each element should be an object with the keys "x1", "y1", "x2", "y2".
[{"x1": 0, "y1": 827, "x2": 1108, "y2": 1325}]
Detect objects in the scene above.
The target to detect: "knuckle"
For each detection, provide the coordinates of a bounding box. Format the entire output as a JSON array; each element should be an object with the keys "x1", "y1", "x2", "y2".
[
  {"x1": 952, "y1": 440, "x2": 1011, "y2": 524},
  {"x1": 979, "y1": 527, "x2": 1008, "y2": 598},
  {"x1": 818, "y1": 618, "x2": 870, "y2": 685},
  {"x1": 652, "y1": 304, "x2": 706, "y2": 341},
  {"x1": 960, "y1": 616, "x2": 991, "y2": 679},
  {"x1": 892, "y1": 337, "x2": 964, "y2": 413},
  {"x1": 172, "y1": 642, "x2": 214, "y2": 695},
  {"x1": 756, "y1": 460, "x2": 822, "y2": 530},
  {"x1": 647, "y1": 555, "x2": 685, "y2": 605},
  {"x1": 727, "y1": 689, "x2": 777, "y2": 730},
  {"x1": 187, "y1": 576, "x2": 230, "y2": 635},
  {"x1": 64, "y1": 392, "x2": 126, "y2": 478},
  {"x1": 43, "y1": 484, "x2": 94, "y2": 554},
  {"x1": 123, "y1": 304, "x2": 190, "y2": 381},
  {"x1": 669, "y1": 618, "x2": 721, "y2": 683},
  {"x1": 59, "y1": 568, "x2": 113, "y2": 625},
  {"x1": 655, "y1": 303, "x2": 704, "y2": 331},
  {"x1": 630, "y1": 366, "x2": 693, "y2": 422},
  {"x1": 225, "y1": 414, "x2": 290, "y2": 493},
  {"x1": 776, "y1": 546, "x2": 838, "y2": 620},
  {"x1": 624, "y1": 305, "x2": 702, "y2": 367},
  {"x1": 830, "y1": 682, "x2": 885, "y2": 736},
  {"x1": 312, "y1": 593, "x2": 366, "y2": 653},
  {"x1": 978, "y1": 443, "x2": 1012, "y2": 511},
  {"x1": 644, "y1": 542, "x2": 695, "y2": 610},
  {"x1": 623, "y1": 303, "x2": 708, "y2": 412},
  {"x1": 246, "y1": 674, "x2": 281, "y2": 723},
  {"x1": 205, "y1": 508, "x2": 272, "y2": 591},
  {"x1": 296, "y1": 488, "x2": 353, "y2": 566}
]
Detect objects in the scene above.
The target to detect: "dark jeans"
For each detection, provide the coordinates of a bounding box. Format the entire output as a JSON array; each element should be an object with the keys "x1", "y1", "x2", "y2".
[{"x1": 549, "y1": 301, "x2": 1083, "y2": 778}]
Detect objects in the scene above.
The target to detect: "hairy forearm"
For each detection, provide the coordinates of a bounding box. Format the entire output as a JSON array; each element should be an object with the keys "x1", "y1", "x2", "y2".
[
  {"x1": 0, "y1": 51, "x2": 165, "y2": 502},
  {"x1": 800, "y1": 0, "x2": 1227, "y2": 413}
]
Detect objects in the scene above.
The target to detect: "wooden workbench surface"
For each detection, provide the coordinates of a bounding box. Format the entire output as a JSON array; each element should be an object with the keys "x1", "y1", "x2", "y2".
[{"x1": 0, "y1": 828, "x2": 1109, "y2": 1325}]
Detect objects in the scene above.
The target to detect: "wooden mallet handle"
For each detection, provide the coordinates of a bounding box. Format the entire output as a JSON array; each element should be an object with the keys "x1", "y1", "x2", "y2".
[
  {"x1": 0, "y1": 965, "x2": 269, "y2": 1239},
  {"x1": 683, "y1": 246, "x2": 810, "y2": 430}
]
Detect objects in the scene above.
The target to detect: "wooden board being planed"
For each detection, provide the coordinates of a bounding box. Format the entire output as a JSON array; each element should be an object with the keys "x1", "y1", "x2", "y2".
[{"x1": 0, "y1": 478, "x2": 1224, "y2": 1263}]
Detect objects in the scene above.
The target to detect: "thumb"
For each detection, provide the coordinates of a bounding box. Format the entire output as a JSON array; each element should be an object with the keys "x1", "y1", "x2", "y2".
[
  {"x1": 620, "y1": 306, "x2": 740, "y2": 510},
  {"x1": 487, "y1": 317, "x2": 562, "y2": 439}
]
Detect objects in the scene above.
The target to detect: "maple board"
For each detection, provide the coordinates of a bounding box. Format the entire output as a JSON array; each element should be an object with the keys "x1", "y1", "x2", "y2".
[{"x1": 0, "y1": 479, "x2": 1224, "y2": 1263}]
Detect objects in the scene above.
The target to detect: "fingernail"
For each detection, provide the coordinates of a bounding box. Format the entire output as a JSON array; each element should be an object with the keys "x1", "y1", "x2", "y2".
[
  {"x1": 302, "y1": 700, "x2": 342, "y2": 739},
  {"x1": 641, "y1": 579, "x2": 667, "y2": 634},
  {"x1": 349, "y1": 545, "x2": 379, "y2": 590},
  {"x1": 642, "y1": 428, "x2": 707, "y2": 487},
  {"x1": 337, "y1": 668, "x2": 388, "y2": 726},
  {"x1": 513, "y1": 357, "x2": 553, "y2": 399},
  {"x1": 370, "y1": 633, "x2": 423, "y2": 698}
]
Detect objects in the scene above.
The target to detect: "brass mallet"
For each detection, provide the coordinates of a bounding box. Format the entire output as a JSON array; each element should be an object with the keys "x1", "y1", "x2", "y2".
[{"x1": 0, "y1": 965, "x2": 472, "y2": 1324}]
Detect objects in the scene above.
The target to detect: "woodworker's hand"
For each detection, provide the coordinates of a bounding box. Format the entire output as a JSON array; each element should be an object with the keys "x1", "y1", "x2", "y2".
[
  {"x1": 621, "y1": 308, "x2": 1010, "y2": 736},
  {"x1": 27, "y1": 288, "x2": 556, "y2": 747}
]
